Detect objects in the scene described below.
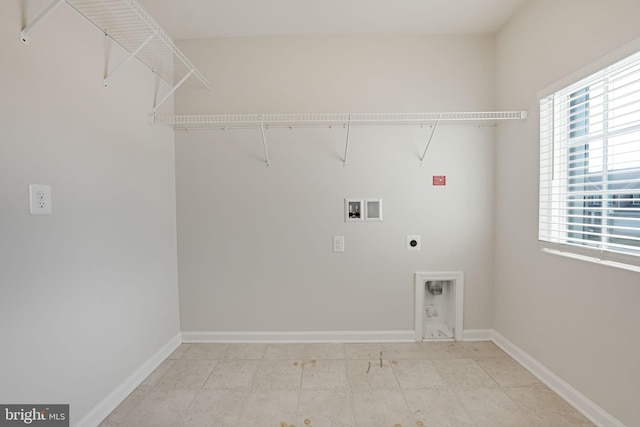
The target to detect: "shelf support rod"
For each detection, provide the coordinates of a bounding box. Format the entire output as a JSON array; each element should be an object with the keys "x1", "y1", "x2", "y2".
[
  {"x1": 260, "y1": 121, "x2": 271, "y2": 167},
  {"x1": 154, "y1": 68, "x2": 195, "y2": 112},
  {"x1": 343, "y1": 115, "x2": 352, "y2": 167},
  {"x1": 104, "y1": 31, "x2": 156, "y2": 87},
  {"x1": 20, "y1": 0, "x2": 66, "y2": 45},
  {"x1": 420, "y1": 114, "x2": 442, "y2": 164}
]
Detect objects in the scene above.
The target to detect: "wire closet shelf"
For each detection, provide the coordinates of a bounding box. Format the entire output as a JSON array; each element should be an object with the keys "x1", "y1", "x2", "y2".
[
  {"x1": 149, "y1": 111, "x2": 528, "y2": 130},
  {"x1": 67, "y1": 0, "x2": 209, "y2": 89},
  {"x1": 21, "y1": 0, "x2": 210, "y2": 91}
]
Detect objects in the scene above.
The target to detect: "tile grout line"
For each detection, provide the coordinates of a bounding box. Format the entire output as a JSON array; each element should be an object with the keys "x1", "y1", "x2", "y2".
[
  {"x1": 499, "y1": 386, "x2": 539, "y2": 426},
  {"x1": 387, "y1": 350, "x2": 422, "y2": 426},
  {"x1": 294, "y1": 353, "x2": 304, "y2": 426},
  {"x1": 184, "y1": 346, "x2": 221, "y2": 426},
  {"x1": 345, "y1": 351, "x2": 359, "y2": 427},
  {"x1": 390, "y1": 349, "x2": 447, "y2": 427},
  {"x1": 428, "y1": 353, "x2": 480, "y2": 427},
  {"x1": 220, "y1": 344, "x2": 253, "y2": 427},
  {"x1": 471, "y1": 351, "x2": 541, "y2": 425}
]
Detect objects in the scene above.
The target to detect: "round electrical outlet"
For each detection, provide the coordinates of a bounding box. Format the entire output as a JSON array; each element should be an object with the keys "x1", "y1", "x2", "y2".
[{"x1": 407, "y1": 235, "x2": 421, "y2": 251}]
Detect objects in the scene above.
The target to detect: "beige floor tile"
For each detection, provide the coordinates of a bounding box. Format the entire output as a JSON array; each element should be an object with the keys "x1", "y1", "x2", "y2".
[
  {"x1": 182, "y1": 343, "x2": 229, "y2": 359},
  {"x1": 224, "y1": 343, "x2": 267, "y2": 359},
  {"x1": 203, "y1": 360, "x2": 259, "y2": 390},
  {"x1": 382, "y1": 343, "x2": 430, "y2": 360},
  {"x1": 102, "y1": 342, "x2": 592, "y2": 427},
  {"x1": 263, "y1": 344, "x2": 307, "y2": 359},
  {"x1": 176, "y1": 389, "x2": 247, "y2": 427},
  {"x1": 236, "y1": 390, "x2": 299, "y2": 427},
  {"x1": 457, "y1": 388, "x2": 533, "y2": 427},
  {"x1": 302, "y1": 343, "x2": 346, "y2": 360},
  {"x1": 466, "y1": 342, "x2": 509, "y2": 359},
  {"x1": 297, "y1": 390, "x2": 355, "y2": 427},
  {"x1": 101, "y1": 385, "x2": 152, "y2": 424},
  {"x1": 118, "y1": 389, "x2": 198, "y2": 427},
  {"x1": 141, "y1": 359, "x2": 177, "y2": 386},
  {"x1": 253, "y1": 359, "x2": 303, "y2": 389},
  {"x1": 352, "y1": 389, "x2": 415, "y2": 427},
  {"x1": 97, "y1": 419, "x2": 119, "y2": 427},
  {"x1": 301, "y1": 359, "x2": 348, "y2": 390},
  {"x1": 155, "y1": 359, "x2": 219, "y2": 389},
  {"x1": 433, "y1": 358, "x2": 498, "y2": 388},
  {"x1": 259, "y1": 343, "x2": 346, "y2": 361},
  {"x1": 347, "y1": 359, "x2": 399, "y2": 389},
  {"x1": 391, "y1": 359, "x2": 447, "y2": 389},
  {"x1": 403, "y1": 388, "x2": 476, "y2": 427},
  {"x1": 475, "y1": 358, "x2": 540, "y2": 387},
  {"x1": 344, "y1": 343, "x2": 384, "y2": 360},
  {"x1": 420, "y1": 342, "x2": 471, "y2": 359},
  {"x1": 167, "y1": 344, "x2": 192, "y2": 359},
  {"x1": 504, "y1": 385, "x2": 594, "y2": 426}
]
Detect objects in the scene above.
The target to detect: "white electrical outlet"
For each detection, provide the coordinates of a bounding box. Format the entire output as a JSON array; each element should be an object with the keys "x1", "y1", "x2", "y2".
[
  {"x1": 333, "y1": 236, "x2": 345, "y2": 252},
  {"x1": 29, "y1": 184, "x2": 52, "y2": 215}
]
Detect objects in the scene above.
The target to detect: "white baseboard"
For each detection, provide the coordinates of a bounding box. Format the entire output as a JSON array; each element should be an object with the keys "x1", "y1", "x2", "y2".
[
  {"x1": 462, "y1": 329, "x2": 493, "y2": 341},
  {"x1": 491, "y1": 330, "x2": 625, "y2": 427},
  {"x1": 75, "y1": 332, "x2": 182, "y2": 427},
  {"x1": 181, "y1": 330, "x2": 415, "y2": 343}
]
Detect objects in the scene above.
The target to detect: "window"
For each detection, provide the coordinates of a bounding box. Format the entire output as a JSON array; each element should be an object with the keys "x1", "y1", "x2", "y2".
[{"x1": 539, "y1": 50, "x2": 640, "y2": 269}]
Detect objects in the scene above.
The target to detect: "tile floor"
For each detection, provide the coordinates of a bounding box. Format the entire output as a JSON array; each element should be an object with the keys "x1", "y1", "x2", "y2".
[{"x1": 99, "y1": 341, "x2": 594, "y2": 427}]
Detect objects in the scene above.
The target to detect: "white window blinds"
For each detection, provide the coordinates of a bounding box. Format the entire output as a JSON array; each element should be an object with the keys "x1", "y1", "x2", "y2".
[{"x1": 539, "y1": 49, "x2": 640, "y2": 268}]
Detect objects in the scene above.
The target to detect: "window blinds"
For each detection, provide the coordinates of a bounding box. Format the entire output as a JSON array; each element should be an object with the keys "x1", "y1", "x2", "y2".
[{"x1": 539, "y1": 49, "x2": 640, "y2": 267}]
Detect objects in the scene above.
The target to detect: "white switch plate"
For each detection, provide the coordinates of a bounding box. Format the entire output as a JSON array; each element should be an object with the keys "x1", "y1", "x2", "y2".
[
  {"x1": 29, "y1": 184, "x2": 52, "y2": 215},
  {"x1": 407, "y1": 235, "x2": 421, "y2": 251},
  {"x1": 333, "y1": 236, "x2": 345, "y2": 252}
]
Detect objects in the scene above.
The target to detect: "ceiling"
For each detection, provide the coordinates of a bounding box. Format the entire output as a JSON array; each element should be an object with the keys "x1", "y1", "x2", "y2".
[{"x1": 138, "y1": 0, "x2": 529, "y2": 40}]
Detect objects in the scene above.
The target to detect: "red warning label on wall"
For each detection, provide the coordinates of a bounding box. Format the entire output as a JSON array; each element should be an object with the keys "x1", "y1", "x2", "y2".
[{"x1": 433, "y1": 175, "x2": 447, "y2": 186}]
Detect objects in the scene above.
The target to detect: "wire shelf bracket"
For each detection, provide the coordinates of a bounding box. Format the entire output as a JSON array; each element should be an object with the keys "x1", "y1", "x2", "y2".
[
  {"x1": 20, "y1": 0, "x2": 211, "y2": 107},
  {"x1": 259, "y1": 120, "x2": 271, "y2": 167},
  {"x1": 104, "y1": 30, "x2": 156, "y2": 87},
  {"x1": 20, "y1": 0, "x2": 66, "y2": 44},
  {"x1": 420, "y1": 114, "x2": 442, "y2": 164},
  {"x1": 343, "y1": 114, "x2": 352, "y2": 167},
  {"x1": 154, "y1": 69, "x2": 195, "y2": 111}
]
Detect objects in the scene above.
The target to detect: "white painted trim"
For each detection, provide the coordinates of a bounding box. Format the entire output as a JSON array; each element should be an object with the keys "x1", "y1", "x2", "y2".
[
  {"x1": 181, "y1": 330, "x2": 415, "y2": 343},
  {"x1": 414, "y1": 271, "x2": 464, "y2": 341},
  {"x1": 462, "y1": 329, "x2": 493, "y2": 342},
  {"x1": 538, "y1": 36, "x2": 640, "y2": 99},
  {"x1": 75, "y1": 333, "x2": 182, "y2": 427},
  {"x1": 491, "y1": 330, "x2": 626, "y2": 427}
]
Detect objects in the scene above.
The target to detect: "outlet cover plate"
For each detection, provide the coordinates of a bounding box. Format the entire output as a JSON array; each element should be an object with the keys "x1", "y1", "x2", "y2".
[{"x1": 29, "y1": 184, "x2": 52, "y2": 215}]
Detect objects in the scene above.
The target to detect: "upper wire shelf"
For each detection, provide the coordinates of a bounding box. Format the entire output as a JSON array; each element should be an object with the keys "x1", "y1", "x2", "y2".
[
  {"x1": 21, "y1": 0, "x2": 210, "y2": 93},
  {"x1": 67, "y1": 0, "x2": 210, "y2": 89},
  {"x1": 149, "y1": 111, "x2": 528, "y2": 130}
]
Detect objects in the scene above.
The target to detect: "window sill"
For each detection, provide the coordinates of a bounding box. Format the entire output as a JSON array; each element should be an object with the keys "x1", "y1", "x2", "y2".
[{"x1": 540, "y1": 245, "x2": 640, "y2": 274}]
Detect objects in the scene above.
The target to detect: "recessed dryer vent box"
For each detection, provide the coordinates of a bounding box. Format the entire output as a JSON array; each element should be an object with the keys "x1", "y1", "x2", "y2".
[{"x1": 415, "y1": 271, "x2": 464, "y2": 341}]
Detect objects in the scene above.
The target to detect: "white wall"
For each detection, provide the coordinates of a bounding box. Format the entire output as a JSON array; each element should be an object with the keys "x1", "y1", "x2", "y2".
[
  {"x1": 175, "y1": 36, "x2": 498, "y2": 335},
  {"x1": 0, "y1": 1, "x2": 180, "y2": 424},
  {"x1": 495, "y1": 1, "x2": 640, "y2": 425}
]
